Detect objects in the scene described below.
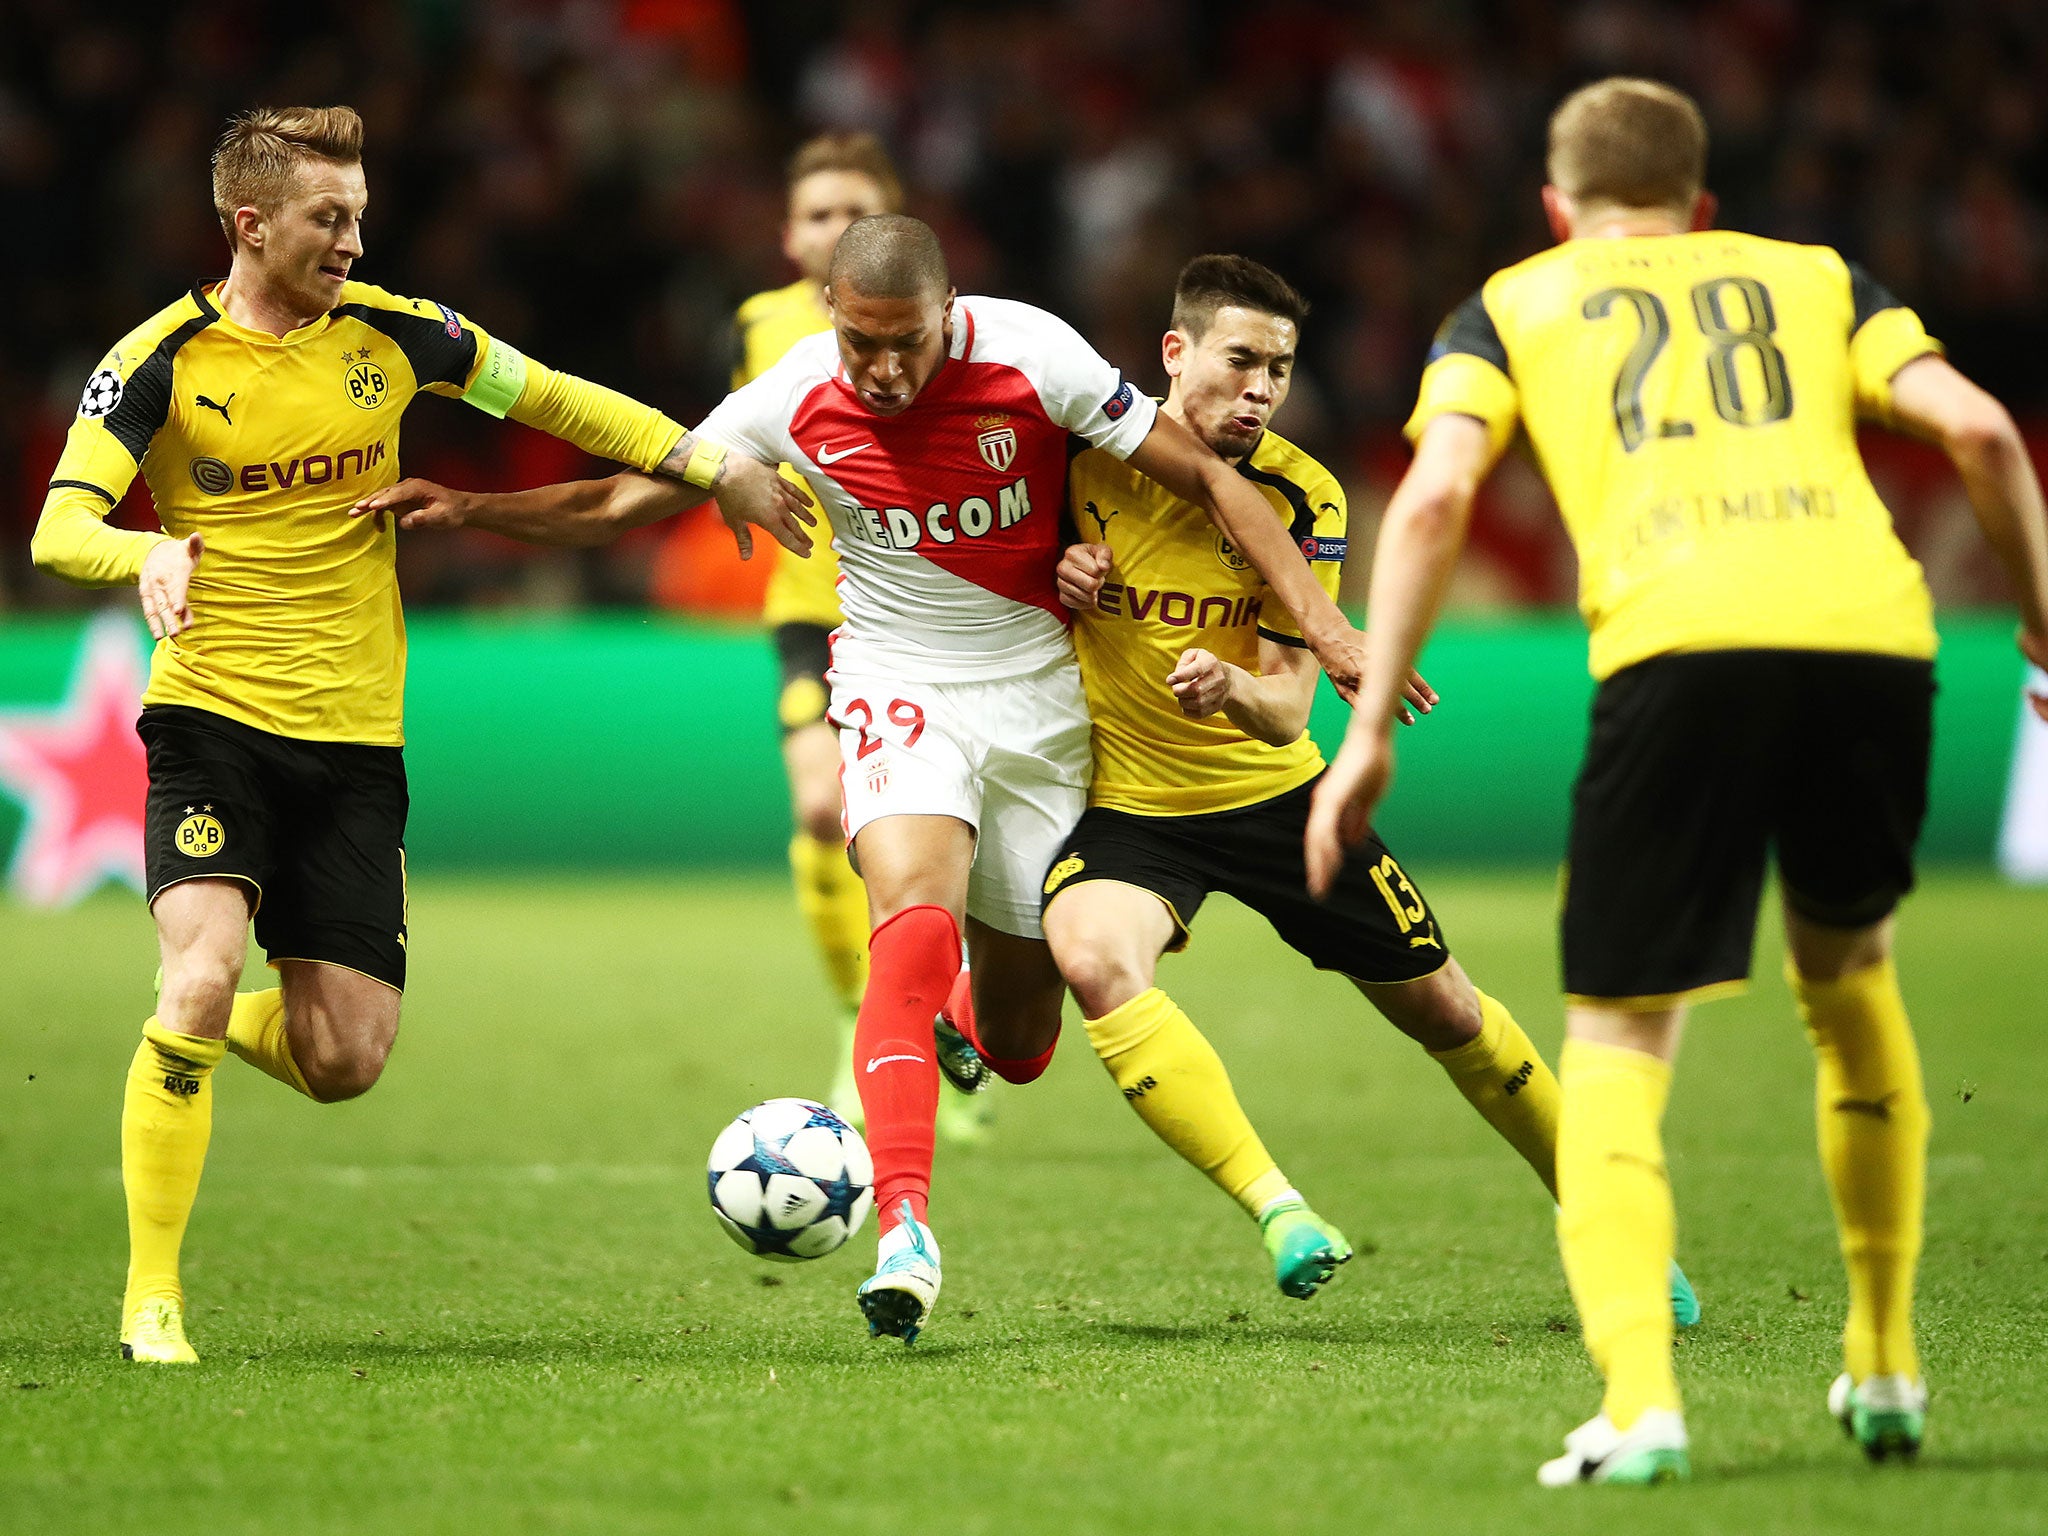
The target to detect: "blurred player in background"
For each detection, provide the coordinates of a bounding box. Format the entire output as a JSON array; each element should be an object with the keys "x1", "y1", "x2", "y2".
[
  {"x1": 1309, "y1": 78, "x2": 2048, "y2": 1484},
  {"x1": 733, "y1": 132, "x2": 991, "y2": 1144},
  {"x1": 361, "y1": 214, "x2": 1368, "y2": 1345},
  {"x1": 29, "y1": 105, "x2": 786, "y2": 1366},
  {"x1": 1049, "y1": 256, "x2": 1695, "y2": 1324}
]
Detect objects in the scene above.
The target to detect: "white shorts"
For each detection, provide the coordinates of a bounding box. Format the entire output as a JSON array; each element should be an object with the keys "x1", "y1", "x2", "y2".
[{"x1": 829, "y1": 661, "x2": 1092, "y2": 938}]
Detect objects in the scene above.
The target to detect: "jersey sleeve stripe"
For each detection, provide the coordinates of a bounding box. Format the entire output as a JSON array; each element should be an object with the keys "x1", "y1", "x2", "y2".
[
  {"x1": 1256, "y1": 625, "x2": 1311, "y2": 649},
  {"x1": 48, "y1": 478, "x2": 118, "y2": 502},
  {"x1": 101, "y1": 299, "x2": 218, "y2": 463},
  {"x1": 1233, "y1": 460, "x2": 1317, "y2": 543},
  {"x1": 335, "y1": 302, "x2": 480, "y2": 389},
  {"x1": 1428, "y1": 290, "x2": 1509, "y2": 372},
  {"x1": 1847, "y1": 262, "x2": 1906, "y2": 334}
]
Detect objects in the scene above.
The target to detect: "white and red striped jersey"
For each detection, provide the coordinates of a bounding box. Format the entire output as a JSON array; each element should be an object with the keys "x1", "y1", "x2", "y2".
[{"x1": 694, "y1": 296, "x2": 1158, "y2": 682}]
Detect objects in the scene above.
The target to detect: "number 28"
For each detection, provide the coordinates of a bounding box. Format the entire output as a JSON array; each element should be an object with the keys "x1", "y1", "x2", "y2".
[{"x1": 1582, "y1": 276, "x2": 1792, "y2": 451}]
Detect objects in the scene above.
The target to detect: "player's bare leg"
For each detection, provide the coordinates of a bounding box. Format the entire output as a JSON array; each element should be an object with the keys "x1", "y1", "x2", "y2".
[
  {"x1": 122, "y1": 878, "x2": 250, "y2": 1361},
  {"x1": 276, "y1": 959, "x2": 402, "y2": 1102},
  {"x1": 785, "y1": 719, "x2": 869, "y2": 1125},
  {"x1": 1536, "y1": 1002, "x2": 1692, "y2": 1485},
  {"x1": 1045, "y1": 879, "x2": 1350, "y2": 1297},
  {"x1": 1783, "y1": 909, "x2": 1929, "y2": 1459},
  {"x1": 847, "y1": 813, "x2": 973, "y2": 1342}
]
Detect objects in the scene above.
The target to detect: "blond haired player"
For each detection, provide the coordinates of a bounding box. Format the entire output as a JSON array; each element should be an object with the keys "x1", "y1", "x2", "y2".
[
  {"x1": 30, "y1": 106, "x2": 793, "y2": 1365},
  {"x1": 1308, "y1": 78, "x2": 2048, "y2": 1483},
  {"x1": 1049, "y1": 256, "x2": 1696, "y2": 1320},
  {"x1": 733, "y1": 134, "x2": 990, "y2": 1140}
]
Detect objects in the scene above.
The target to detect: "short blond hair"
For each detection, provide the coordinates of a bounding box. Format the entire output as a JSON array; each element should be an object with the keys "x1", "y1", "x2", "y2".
[
  {"x1": 786, "y1": 132, "x2": 903, "y2": 214},
  {"x1": 1547, "y1": 78, "x2": 1707, "y2": 211},
  {"x1": 211, "y1": 106, "x2": 364, "y2": 244}
]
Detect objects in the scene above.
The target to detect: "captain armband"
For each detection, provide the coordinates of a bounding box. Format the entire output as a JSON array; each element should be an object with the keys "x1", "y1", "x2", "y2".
[
  {"x1": 680, "y1": 437, "x2": 728, "y2": 490},
  {"x1": 462, "y1": 336, "x2": 529, "y2": 419}
]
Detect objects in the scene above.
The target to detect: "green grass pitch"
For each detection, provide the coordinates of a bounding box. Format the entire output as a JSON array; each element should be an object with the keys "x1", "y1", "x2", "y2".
[{"x1": 2, "y1": 870, "x2": 2045, "y2": 1534}]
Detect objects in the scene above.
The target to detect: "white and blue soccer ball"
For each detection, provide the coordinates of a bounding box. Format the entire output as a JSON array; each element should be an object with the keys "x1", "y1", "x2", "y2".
[{"x1": 707, "y1": 1098, "x2": 874, "y2": 1262}]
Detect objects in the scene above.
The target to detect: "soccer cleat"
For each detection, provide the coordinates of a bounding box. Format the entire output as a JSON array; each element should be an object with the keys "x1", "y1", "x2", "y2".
[
  {"x1": 936, "y1": 1080, "x2": 996, "y2": 1147},
  {"x1": 932, "y1": 1011, "x2": 990, "y2": 1096},
  {"x1": 827, "y1": 1010, "x2": 863, "y2": 1131},
  {"x1": 1537, "y1": 1408, "x2": 1690, "y2": 1487},
  {"x1": 1669, "y1": 1260, "x2": 1702, "y2": 1329},
  {"x1": 120, "y1": 1297, "x2": 198, "y2": 1364},
  {"x1": 856, "y1": 1201, "x2": 942, "y2": 1345},
  {"x1": 1259, "y1": 1199, "x2": 1353, "y2": 1299},
  {"x1": 1829, "y1": 1372, "x2": 1926, "y2": 1462}
]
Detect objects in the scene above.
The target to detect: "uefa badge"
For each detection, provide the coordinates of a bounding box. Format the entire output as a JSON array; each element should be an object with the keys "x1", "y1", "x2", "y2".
[{"x1": 976, "y1": 423, "x2": 1017, "y2": 473}]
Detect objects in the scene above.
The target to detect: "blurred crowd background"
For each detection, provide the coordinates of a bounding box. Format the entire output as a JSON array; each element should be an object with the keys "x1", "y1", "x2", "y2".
[{"x1": 4, "y1": 0, "x2": 2045, "y2": 616}]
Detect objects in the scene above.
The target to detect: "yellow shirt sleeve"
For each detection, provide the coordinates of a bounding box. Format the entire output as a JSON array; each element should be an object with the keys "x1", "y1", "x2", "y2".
[
  {"x1": 1257, "y1": 476, "x2": 1347, "y2": 645},
  {"x1": 30, "y1": 341, "x2": 171, "y2": 587},
  {"x1": 495, "y1": 350, "x2": 686, "y2": 473},
  {"x1": 1851, "y1": 310, "x2": 1943, "y2": 423},
  {"x1": 1405, "y1": 288, "x2": 1521, "y2": 455}
]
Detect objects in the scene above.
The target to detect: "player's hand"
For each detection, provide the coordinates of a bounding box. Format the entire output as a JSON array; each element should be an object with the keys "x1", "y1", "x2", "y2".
[
  {"x1": 351, "y1": 478, "x2": 473, "y2": 533},
  {"x1": 2022, "y1": 626, "x2": 2048, "y2": 723},
  {"x1": 1304, "y1": 723, "x2": 1395, "y2": 899},
  {"x1": 715, "y1": 455, "x2": 817, "y2": 560},
  {"x1": 1305, "y1": 619, "x2": 1366, "y2": 704},
  {"x1": 1057, "y1": 543, "x2": 1113, "y2": 611},
  {"x1": 1401, "y1": 667, "x2": 1439, "y2": 724},
  {"x1": 1167, "y1": 648, "x2": 1231, "y2": 718},
  {"x1": 137, "y1": 532, "x2": 203, "y2": 641}
]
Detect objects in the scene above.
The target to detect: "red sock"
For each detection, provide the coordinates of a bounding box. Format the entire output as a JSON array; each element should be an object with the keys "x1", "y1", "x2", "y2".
[
  {"x1": 944, "y1": 960, "x2": 1059, "y2": 1083},
  {"x1": 855, "y1": 904, "x2": 956, "y2": 1232}
]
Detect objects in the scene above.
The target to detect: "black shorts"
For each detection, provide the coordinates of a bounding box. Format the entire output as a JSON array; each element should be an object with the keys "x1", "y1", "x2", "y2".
[
  {"x1": 1042, "y1": 775, "x2": 1451, "y2": 984},
  {"x1": 1563, "y1": 649, "x2": 1933, "y2": 1005},
  {"x1": 774, "y1": 622, "x2": 832, "y2": 734},
  {"x1": 139, "y1": 704, "x2": 410, "y2": 990}
]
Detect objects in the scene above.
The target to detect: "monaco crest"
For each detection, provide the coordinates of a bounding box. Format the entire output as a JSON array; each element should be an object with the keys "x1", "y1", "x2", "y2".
[{"x1": 976, "y1": 423, "x2": 1018, "y2": 472}]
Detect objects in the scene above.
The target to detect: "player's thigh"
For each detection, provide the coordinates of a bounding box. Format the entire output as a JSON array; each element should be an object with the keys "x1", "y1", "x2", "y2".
[
  {"x1": 1349, "y1": 956, "x2": 1482, "y2": 1053},
  {"x1": 149, "y1": 879, "x2": 256, "y2": 1035},
  {"x1": 851, "y1": 815, "x2": 975, "y2": 925},
  {"x1": 774, "y1": 623, "x2": 844, "y2": 841},
  {"x1": 963, "y1": 918, "x2": 1065, "y2": 1058},
  {"x1": 1041, "y1": 879, "x2": 1180, "y2": 1018},
  {"x1": 278, "y1": 957, "x2": 402, "y2": 1102},
  {"x1": 141, "y1": 703, "x2": 275, "y2": 944},
  {"x1": 963, "y1": 664, "x2": 1093, "y2": 941},
  {"x1": 1562, "y1": 653, "x2": 1777, "y2": 1006},
  {"x1": 832, "y1": 670, "x2": 980, "y2": 921},
  {"x1": 1776, "y1": 653, "x2": 1933, "y2": 933},
  {"x1": 1207, "y1": 778, "x2": 1453, "y2": 985},
  {"x1": 256, "y1": 739, "x2": 410, "y2": 995},
  {"x1": 780, "y1": 720, "x2": 844, "y2": 843}
]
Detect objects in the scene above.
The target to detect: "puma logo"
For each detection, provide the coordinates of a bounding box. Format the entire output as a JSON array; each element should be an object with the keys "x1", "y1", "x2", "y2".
[
  {"x1": 196, "y1": 392, "x2": 235, "y2": 425},
  {"x1": 1083, "y1": 499, "x2": 1119, "y2": 539}
]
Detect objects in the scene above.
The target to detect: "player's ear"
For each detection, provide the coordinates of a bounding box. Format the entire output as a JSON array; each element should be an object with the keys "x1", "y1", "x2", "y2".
[
  {"x1": 1689, "y1": 190, "x2": 1718, "y2": 232},
  {"x1": 1162, "y1": 329, "x2": 1187, "y2": 380},
  {"x1": 233, "y1": 205, "x2": 265, "y2": 253},
  {"x1": 1540, "y1": 185, "x2": 1573, "y2": 245}
]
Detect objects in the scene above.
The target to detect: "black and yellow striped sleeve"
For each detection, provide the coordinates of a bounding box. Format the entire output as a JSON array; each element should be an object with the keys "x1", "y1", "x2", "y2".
[
  {"x1": 1845, "y1": 260, "x2": 1943, "y2": 420},
  {"x1": 30, "y1": 294, "x2": 213, "y2": 586},
  {"x1": 1405, "y1": 287, "x2": 1520, "y2": 454},
  {"x1": 1243, "y1": 457, "x2": 1347, "y2": 647}
]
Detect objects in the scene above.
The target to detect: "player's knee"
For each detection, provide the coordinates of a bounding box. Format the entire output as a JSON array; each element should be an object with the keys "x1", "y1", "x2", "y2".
[
  {"x1": 795, "y1": 795, "x2": 843, "y2": 847},
  {"x1": 1050, "y1": 934, "x2": 1153, "y2": 1021},
  {"x1": 296, "y1": 1033, "x2": 393, "y2": 1103},
  {"x1": 159, "y1": 950, "x2": 244, "y2": 1021}
]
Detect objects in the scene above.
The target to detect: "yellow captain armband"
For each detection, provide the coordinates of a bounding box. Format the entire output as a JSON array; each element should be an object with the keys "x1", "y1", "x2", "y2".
[
  {"x1": 681, "y1": 437, "x2": 728, "y2": 490},
  {"x1": 462, "y1": 336, "x2": 530, "y2": 419}
]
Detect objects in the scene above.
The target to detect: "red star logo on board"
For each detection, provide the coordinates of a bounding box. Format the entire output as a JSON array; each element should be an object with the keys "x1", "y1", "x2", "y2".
[{"x1": 0, "y1": 614, "x2": 150, "y2": 908}]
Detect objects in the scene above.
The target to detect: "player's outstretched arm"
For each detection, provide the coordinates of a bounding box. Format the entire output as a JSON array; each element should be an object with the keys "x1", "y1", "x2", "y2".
[
  {"x1": 353, "y1": 472, "x2": 704, "y2": 547},
  {"x1": 1887, "y1": 355, "x2": 2048, "y2": 720},
  {"x1": 1125, "y1": 414, "x2": 1365, "y2": 697},
  {"x1": 1306, "y1": 413, "x2": 1495, "y2": 896}
]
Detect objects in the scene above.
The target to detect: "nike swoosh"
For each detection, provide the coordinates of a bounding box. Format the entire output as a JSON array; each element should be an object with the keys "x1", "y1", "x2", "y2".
[
  {"x1": 816, "y1": 441, "x2": 873, "y2": 465},
  {"x1": 865, "y1": 1053, "x2": 926, "y2": 1073}
]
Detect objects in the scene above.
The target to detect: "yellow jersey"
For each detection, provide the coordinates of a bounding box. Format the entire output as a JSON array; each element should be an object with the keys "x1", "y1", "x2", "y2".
[
  {"x1": 1070, "y1": 426, "x2": 1346, "y2": 815},
  {"x1": 34, "y1": 280, "x2": 682, "y2": 744},
  {"x1": 734, "y1": 278, "x2": 843, "y2": 630},
  {"x1": 1407, "y1": 231, "x2": 1941, "y2": 680}
]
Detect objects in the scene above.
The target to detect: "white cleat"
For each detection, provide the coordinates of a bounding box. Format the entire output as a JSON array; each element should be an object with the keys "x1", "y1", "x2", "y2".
[
  {"x1": 1829, "y1": 1371, "x2": 1927, "y2": 1461},
  {"x1": 856, "y1": 1201, "x2": 942, "y2": 1345},
  {"x1": 1537, "y1": 1408, "x2": 1690, "y2": 1487}
]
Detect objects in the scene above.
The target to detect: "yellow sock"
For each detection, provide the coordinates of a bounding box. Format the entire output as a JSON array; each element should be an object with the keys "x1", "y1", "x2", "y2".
[
  {"x1": 1790, "y1": 957, "x2": 1927, "y2": 1382},
  {"x1": 1429, "y1": 990, "x2": 1561, "y2": 1198},
  {"x1": 790, "y1": 833, "x2": 870, "y2": 1012},
  {"x1": 1085, "y1": 988, "x2": 1291, "y2": 1218},
  {"x1": 224, "y1": 989, "x2": 313, "y2": 1097},
  {"x1": 1557, "y1": 1036, "x2": 1681, "y2": 1429},
  {"x1": 122, "y1": 1019, "x2": 227, "y2": 1316}
]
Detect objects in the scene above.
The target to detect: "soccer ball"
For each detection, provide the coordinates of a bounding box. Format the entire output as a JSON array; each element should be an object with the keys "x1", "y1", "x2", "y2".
[{"x1": 707, "y1": 1098, "x2": 874, "y2": 1261}]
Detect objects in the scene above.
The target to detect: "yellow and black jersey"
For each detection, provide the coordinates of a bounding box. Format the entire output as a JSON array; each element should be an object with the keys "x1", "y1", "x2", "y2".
[
  {"x1": 1408, "y1": 231, "x2": 1941, "y2": 680},
  {"x1": 33, "y1": 280, "x2": 683, "y2": 745},
  {"x1": 733, "y1": 278, "x2": 842, "y2": 630},
  {"x1": 1070, "y1": 426, "x2": 1346, "y2": 816}
]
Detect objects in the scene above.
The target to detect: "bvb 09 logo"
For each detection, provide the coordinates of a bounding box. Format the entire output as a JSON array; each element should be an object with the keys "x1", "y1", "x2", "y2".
[
  {"x1": 1215, "y1": 530, "x2": 1250, "y2": 571},
  {"x1": 346, "y1": 359, "x2": 388, "y2": 410},
  {"x1": 175, "y1": 813, "x2": 224, "y2": 859}
]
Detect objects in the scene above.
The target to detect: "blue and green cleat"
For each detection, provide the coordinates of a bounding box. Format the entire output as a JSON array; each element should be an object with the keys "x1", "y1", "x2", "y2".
[
  {"x1": 1258, "y1": 1200, "x2": 1353, "y2": 1299},
  {"x1": 1668, "y1": 1260, "x2": 1702, "y2": 1329},
  {"x1": 1829, "y1": 1372, "x2": 1926, "y2": 1462}
]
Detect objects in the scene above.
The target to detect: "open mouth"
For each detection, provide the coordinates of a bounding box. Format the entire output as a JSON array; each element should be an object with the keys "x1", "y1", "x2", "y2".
[{"x1": 319, "y1": 264, "x2": 349, "y2": 282}]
